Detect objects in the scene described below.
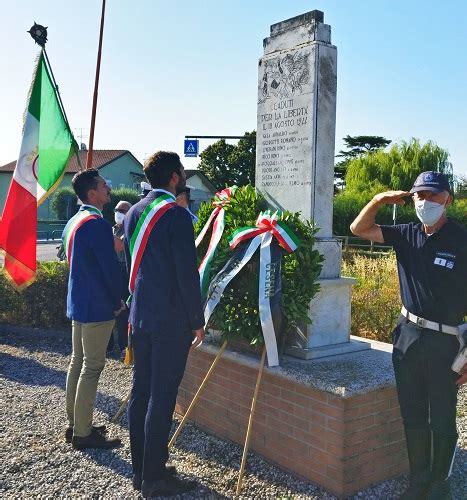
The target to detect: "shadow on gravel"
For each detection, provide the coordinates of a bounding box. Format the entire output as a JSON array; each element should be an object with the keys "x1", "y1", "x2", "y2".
[
  {"x1": 169, "y1": 421, "x2": 335, "y2": 499},
  {"x1": 0, "y1": 352, "x2": 126, "y2": 420},
  {"x1": 451, "y1": 447, "x2": 467, "y2": 500},
  {"x1": 0, "y1": 325, "x2": 72, "y2": 356},
  {"x1": 79, "y1": 448, "x2": 133, "y2": 480},
  {"x1": 0, "y1": 352, "x2": 67, "y2": 388},
  {"x1": 77, "y1": 449, "x2": 223, "y2": 500}
]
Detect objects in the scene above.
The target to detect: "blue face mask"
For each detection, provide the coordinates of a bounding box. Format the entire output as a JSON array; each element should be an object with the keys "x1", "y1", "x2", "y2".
[{"x1": 414, "y1": 199, "x2": 445, "y2": 226}]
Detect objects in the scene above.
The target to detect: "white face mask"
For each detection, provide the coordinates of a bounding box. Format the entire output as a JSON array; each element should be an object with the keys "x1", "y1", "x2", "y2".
[
  {"x1": 114, "y1": 212, "x2": 125, "y2": 225},
  {"x1": 414, "y1": 199, "x2": 445, "y2": 226}
]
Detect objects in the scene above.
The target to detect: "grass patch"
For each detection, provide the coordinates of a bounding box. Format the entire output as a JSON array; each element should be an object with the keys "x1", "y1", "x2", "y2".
[{"x1": 342, "y1": 252, "x2": 400, "y2": 343}]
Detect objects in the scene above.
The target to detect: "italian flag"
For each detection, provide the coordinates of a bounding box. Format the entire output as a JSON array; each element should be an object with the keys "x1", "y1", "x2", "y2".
[{"x1": 0, "y1": 51, "x2": 75, "y2": 289}]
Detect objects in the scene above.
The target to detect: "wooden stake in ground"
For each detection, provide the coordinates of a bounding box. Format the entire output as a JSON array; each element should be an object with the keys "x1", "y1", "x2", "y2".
[
  {"x1": 110, "y1": 392, "x2": 130, "y2": 424},
  {"x1": 169, "y1": 340, "x2": 228, "y2": 449},
  {"x1": 236, "y1": 347, "x2": 267, "y2": 495}
]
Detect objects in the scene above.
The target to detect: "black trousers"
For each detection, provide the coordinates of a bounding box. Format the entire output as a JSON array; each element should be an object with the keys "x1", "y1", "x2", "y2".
[
  {"x1": 128, "y1": 328, "x2": 192, "y2": 481},
  {"x1": 392, "y1": 322, "x2": 460, "y2": 437}
]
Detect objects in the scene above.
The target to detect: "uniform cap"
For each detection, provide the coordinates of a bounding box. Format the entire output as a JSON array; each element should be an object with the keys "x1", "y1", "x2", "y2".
[{"x1": 410, "y1": 171, "x2": 451, "y2": 194}]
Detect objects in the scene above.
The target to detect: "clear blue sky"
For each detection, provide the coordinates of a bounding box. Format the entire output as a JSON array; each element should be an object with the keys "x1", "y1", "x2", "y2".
[{"x1": 2, "y1": 0, "x2": 466, "y2": 176}]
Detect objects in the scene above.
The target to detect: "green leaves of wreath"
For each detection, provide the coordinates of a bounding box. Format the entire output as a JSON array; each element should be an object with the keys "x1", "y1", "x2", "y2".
[{"x1": 195, "y1": 185, "x2": 324, "y2": 347}]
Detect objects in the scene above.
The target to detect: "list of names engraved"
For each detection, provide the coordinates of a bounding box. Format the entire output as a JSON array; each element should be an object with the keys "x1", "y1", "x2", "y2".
[{"x1": 256, "y1": 46, "x2": 316, "y2": 212}]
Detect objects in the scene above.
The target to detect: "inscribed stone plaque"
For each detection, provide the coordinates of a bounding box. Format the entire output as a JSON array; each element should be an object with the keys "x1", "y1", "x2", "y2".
[{"x1": 255, "y1": 15, "x2": 337, "y2": 238}]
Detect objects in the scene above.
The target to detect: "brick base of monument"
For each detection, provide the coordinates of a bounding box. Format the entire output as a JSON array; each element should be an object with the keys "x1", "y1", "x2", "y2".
[{"x1": 176, "y1": 343, "x2": 408, "y2": 497}]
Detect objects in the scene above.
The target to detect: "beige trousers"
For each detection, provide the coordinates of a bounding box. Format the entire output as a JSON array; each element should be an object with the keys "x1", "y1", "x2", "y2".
[{"x1": 66, "y1": 319, "x2": 115, "y2": 437}]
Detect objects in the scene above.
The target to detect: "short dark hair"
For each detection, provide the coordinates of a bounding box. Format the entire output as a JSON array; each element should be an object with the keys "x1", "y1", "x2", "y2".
[
  {"x1": 144, "y1": 151, "x2": 182, "y2": 188},
  {"x1": 72, "y1": 168, "x2": 100, "y2": 201},
  {"x1": 177, "y1": 186, "x2": 191, "y2": 197}
]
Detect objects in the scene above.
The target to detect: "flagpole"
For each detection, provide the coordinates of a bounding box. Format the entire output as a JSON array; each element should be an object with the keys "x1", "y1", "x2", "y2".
[
  {"x1": 42, "y1": 49, "x2": 71, "y2": 128},
  {"x1": 42, "y1": 48, "x2": 82, "y2": 170},
  {"x1": 86, "y1": 0, "x2": 107, "y2": 169},
  {"x1": 27, "y1": 23, "x2": 82, "y2": 170}
]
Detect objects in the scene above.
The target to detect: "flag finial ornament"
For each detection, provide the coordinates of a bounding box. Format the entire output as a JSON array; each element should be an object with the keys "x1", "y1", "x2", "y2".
[{"x1": 28, "y1": 22, "x2": 48, "y2": 46}]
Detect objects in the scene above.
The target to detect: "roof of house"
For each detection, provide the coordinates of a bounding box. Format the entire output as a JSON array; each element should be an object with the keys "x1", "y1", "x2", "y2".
[
  {"x1": 185, "y1": 169, "x2": 217, "y2": 193},
  {"x1": 0, "y1": 149, "x2": 142, "y2": 173}
]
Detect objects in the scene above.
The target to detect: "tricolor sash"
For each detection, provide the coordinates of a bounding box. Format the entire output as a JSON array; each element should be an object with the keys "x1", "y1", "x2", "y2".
[
  {"x1": 128, "y1": 193, "x2": 176, "y2": 294},
  {"x1": 196, "y1": 186, "x2": 237, "y2": 296},
  {"x1": 204, "y1": 211, "x2": 300, "y2": 367},
  {"x1": 62, "y1": 206, "x2": 102, "y2": 265}
]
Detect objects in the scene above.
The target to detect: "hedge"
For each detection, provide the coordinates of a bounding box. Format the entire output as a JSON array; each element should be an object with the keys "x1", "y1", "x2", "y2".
[
  {"x1": 0, "y1": 255, "x2": 403, "y2": 345},
  {"x1": 51, "y1": 187, "x2": 140, "y2": 224},
  {"x1": 0, "y1": 261, "x2": 70, "y2": 329}
]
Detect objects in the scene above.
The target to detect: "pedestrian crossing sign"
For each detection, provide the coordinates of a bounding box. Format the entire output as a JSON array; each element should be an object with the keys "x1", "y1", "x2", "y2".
[{"x1": 184, "y1": 139, "x2": 199, "y2": 157}]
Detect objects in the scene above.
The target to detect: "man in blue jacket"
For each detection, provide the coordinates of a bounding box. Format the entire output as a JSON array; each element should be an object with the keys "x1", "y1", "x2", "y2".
[
  {"x1": 63, "y1": 169, "x2": 124, "y2": 449},
  {"x1": 124, "y1": 151, "x2": 204, "y2": 498}
]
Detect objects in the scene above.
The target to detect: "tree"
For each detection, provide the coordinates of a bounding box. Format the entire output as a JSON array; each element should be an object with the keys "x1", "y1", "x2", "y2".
[
  {"x1": 454, "y1": 174, "x2": 467, "y2": 199},
  {"x1": 335, "y1": 135, "x2": 391, "y2": 188},
  {"x1": 337, "y1": 135, "x2": 392, "y2": 159},
  {"x1": 198, "y1": 131, "x2": 256, "y2": 189},
  {"x1": 51, "y1": 187, "x2": 79, "y2": 220},
  {"x1": 52, "y1": 186, "x2": 140, "y2": 222},
  {"x1": 344, "y1": 138, "x2": 450, "y2": 195}
]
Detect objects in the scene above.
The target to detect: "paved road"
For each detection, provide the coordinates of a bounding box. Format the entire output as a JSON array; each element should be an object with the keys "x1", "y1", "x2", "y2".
[{"x1": 0, "y1": 241, "x2": 61, "y2": 266}]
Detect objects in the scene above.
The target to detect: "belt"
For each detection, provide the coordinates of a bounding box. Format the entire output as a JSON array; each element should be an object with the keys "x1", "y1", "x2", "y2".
[{"x1": 401, "y1": 307, "x2": 459, "y2": 336}]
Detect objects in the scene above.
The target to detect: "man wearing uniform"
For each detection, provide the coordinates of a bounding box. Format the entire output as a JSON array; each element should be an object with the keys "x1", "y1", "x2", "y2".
[
  {"x1": 124, "y1": 151, "x2": 204, "y2": 497},
  {"x1": 350, "y1": 171, "x2": 467, "y2": 499}
]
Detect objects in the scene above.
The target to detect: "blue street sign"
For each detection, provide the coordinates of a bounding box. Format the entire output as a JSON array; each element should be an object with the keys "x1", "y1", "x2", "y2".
[{"x1": 184, "y1": 139, "x2": 199, "y2": 157}]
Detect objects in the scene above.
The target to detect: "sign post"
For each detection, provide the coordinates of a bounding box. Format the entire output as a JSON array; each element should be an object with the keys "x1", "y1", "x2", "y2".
[{"x1": 184, "y1": 139, "x2": 199, "y2": 157}]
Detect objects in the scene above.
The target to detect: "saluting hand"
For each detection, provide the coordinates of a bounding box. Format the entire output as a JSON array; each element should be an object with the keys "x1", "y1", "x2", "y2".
[
  {"x1": 191, "y1": 327, "x2": 205, "y2": 349},
  {"x1": 372, "y1": 190, "x2": 412, "y2": 206}
]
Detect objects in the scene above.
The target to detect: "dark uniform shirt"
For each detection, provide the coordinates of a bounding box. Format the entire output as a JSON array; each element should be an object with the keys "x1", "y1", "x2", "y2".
[{"x1": 381, "y1": 219, "x2": 467, "y2": 326}]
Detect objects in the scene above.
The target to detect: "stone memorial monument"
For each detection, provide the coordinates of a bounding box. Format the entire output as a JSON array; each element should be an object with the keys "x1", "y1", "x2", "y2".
[
  {"x1": 177, "y1": 12, "x2": 408, "y2": 496},
  {"x1": 256, "y1": 10, "x2": 369, "y2": 358}
]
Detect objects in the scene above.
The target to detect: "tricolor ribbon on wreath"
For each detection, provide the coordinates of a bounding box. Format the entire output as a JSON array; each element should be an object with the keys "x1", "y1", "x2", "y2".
[
  {"x1": 204, "y1": 211, "x2": 300, "y2": 367},
  {"x1": 195, "y1": 186, "x2": 237, "y2": 295}
]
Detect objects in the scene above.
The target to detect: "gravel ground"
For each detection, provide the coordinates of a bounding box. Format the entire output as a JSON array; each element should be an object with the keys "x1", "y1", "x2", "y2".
[{"x1": 1, "y1": 325, "x2": 465, "y2": 499}]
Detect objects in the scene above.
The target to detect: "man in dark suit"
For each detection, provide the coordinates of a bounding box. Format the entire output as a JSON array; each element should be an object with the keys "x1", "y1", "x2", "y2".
[
  {"x1": 124, "y1": 151, "x2": 204, "y2": 497},
  {"x1": 64, "y1": 168, "x2": 124, "y2": 449}
]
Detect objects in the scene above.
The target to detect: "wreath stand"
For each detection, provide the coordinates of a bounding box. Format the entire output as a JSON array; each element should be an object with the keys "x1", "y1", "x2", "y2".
[
  {"x1": 168, "y1": 342, "x2": 268, "y2": 496},
  {"x1": 111, "y1": 339, "x2": 268, "y2": 495}
]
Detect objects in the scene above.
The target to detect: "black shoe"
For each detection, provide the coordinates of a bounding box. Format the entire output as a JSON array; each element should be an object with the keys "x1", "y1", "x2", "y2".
[
  {"x1": 72, "y1": 428, "x2": 121, "y2": 450},
  {"x1": 141, "y1": 476, "x2": 197, "y2": 497},
  {"x1": 425, "y1": 433, "x2": 457, "y2": 500},
  {"x1": 132, "y1": 467, "x2": 177, "y2": 491},
  {"x1": 65, "y1": 424, "x2": 107, "y2": 443},
  {"x1": 399, "y1": 480, "x2": 431, "y2": 500},
  {"x1": 400, "y1": 428, "x2": 432, "y2": 499},
  {"x1": 426, "y1": 480, "x2": 452, "y2": 500}
]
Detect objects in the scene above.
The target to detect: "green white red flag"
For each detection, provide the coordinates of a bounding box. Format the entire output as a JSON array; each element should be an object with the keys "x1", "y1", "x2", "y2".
[{"x1": 0, "y1": 51, "x2": 75, "y2": 289}]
